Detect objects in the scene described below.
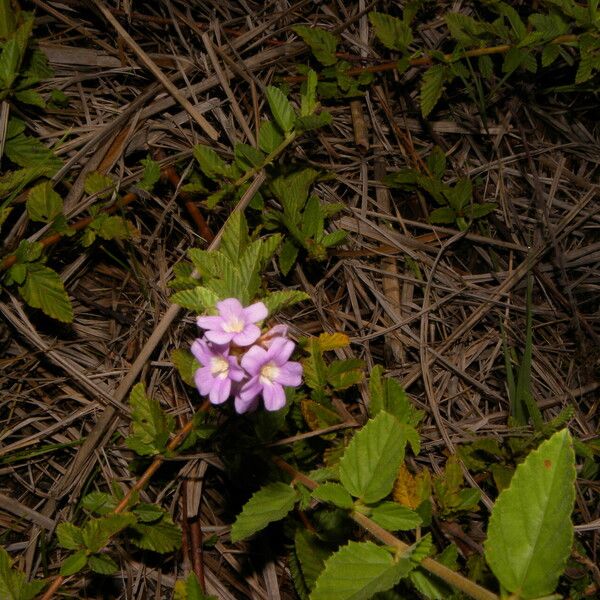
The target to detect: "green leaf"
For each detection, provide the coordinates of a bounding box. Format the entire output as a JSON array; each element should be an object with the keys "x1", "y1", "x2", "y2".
[
  {"x1": 266, "y1": 86, "x2": 296, "y2": 133},
  {"x1": 138, "y1": 156, "x2": 161, "y2": 191},
  {"x1": 541, "y1": 44, "x2": 561, "y2": 68},
  {"x1": 230, "y1": 482, "x2": 298, "y2": 542},
  {"x1": 302, "y1": 195, "x2": 324, "y2": 239},
  {"x1": 0, "y1": 0, "x2": 16, "y2": 38},
  {"x1": 271, "y1": 168, "x2": 319, "y2": 224},
  {"x1": 193, "y1": 145, "x2": 237, "y2": 180},
  {"x1": 369, "y1": 12, "x2": 413, "y2": 51},
  {"x1": 18, "y1": 264, "x2": 73, "y2": 323},
  {"x1": 300, "y1": 69, "x2": 318, "y2": 116},
  {"x1": 321, "y1": 229, "x2": 346, "y2": 248},
  {"x1": 81, "y1": 491, "x2": 117, "y2": 515},
  {"x1": 13, "y1": 89, "x2": 45, "y2": 107},
  {"x1": 295, "y1": 112, "x2": 333, "y2": 132},
  {"x1": 129, "y1": 514, "x2": 181, "y2": 553},
  {"x1": 368, "y1": 502, "x2": 422, "y2": 531},
  {"x1": 339, "y1": 412, "x2": 408, "y2": 503},
  {"x1": 220, "y1": 210, "x2": 249, "y2": 263},
  {"x1": 429, "y1": 206, "x2": 456, "y2": 224},
  {"x1": 484, "y1": 429, "x2": 576, "y2": 598},
  {"x1": 26, "y1": 181, "x2": 62, "y2": 223},
  {"x1": 88, "y1": 554, "x2": 119, "y2": 575},
  {"x1": 262, "y1": 290, "x2": 309, "y2": 315},
  {"x1": 327, "y1": 358, "x2": 364, "y2": 390},
  {"x1": 56, "y1": 522, "x2": 84, "y2": 550},
  {"x1": 4, "y1": 133, "x2": 61, "y2": 171},
  {"x1": 368, "y1": 365, "x2": 385, "y2": 417},
  {"x1": 0, "y1": 546, "x2": 46, "y2": 600},
  {"x1": 60, "y1": 550, "x2": 88, "y2": 577},
  {"x1": 279, "y1": 238, "x2": 299, "y2": 276},
  {"x1": 15, "y1": 240, "x2": 43, "y2": 263},
  {"x1": 174, "y1": 573, "x2": 217, "y2": 600},
  {"x1": 302, "y1": 338, "x2": 328, "y2": 392},
  {"x1": 89, "y1": 213, "x2": 132, "y2": 241},
  {"x1": 82, "y1": 513, "x2": 136, "y2": 553},
  {"x1": 294, "y1": 530, "x2": 332, "y2": 593},
  {"x1": 133, "y1": 503, "x2": 165, "y2": 523},
  {"x1": 8, "y1": 263, "x2": 26, "y2": 285},
  {"x1": 234, "y1": 143, "x2": 264, "y2": 170},
  {"x1": 126, "y1": 383, "x2": 174, "y2": 456},
  {"x1": 292, "y1": 25, "x2": 338, "y2": 66},
  {"x1": 84, "y1": 171, "x2": 115, "y2": 198},
  {"x1": 311, "y1": 541, "x2": 416, "y2": 600},
  {"x1": 312, "y1": 483, "x2": 354, "y2": 509},
  {"x1": 420, "y1": 65, "x2": 448, "y2": 118},
  {"x1": 426, "y1": 146, "x2": 447, "y2": 178},
  {"x1": 258, "y1": 119, "x2": 284, "y2": 153},
  {"x1": 171, "y1": 348, "x2": 200, "y2": 387},
  {"x1": 170, "y1": 286, "x2": 219, "y2": 313}
]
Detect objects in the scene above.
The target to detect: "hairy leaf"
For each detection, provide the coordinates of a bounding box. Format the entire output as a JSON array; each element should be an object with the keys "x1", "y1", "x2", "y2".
[
  {"x1": 26, "y1": 181, "x2": 62, "y2": 223},
  {"x1": 0, "y1": 547, "x2": 46, "y2": 600},
  {"x1": 292, "y1": 25, "x2": 338, "y2": 66},
  {"x1": 266, "y1": 86, "x2": 296, "y2": 133},
  {"x1": 420, "y1": 65, "x2": 448, "y2": 117},
  {"x1": 130, "y1": 514, "x2": 181, "y2": 553},
  {"x1": 170, "y1": 286, "x2": 219, "y2": 313},
  {"x1": 368, "y1": 502, "x2": 422, "y2": 531},
  {"x1": 369, "y1": 12, "x2": 413, "y2": 51},
  {"x1": 18, "y1": 264, "x2": 73, "y2": 323},
  {"x1": 56, "y1": 522, "x2": 84, "y2": 550},
  {"x1": 312, "y1": 483, "x2": 354, "y2": 509}
]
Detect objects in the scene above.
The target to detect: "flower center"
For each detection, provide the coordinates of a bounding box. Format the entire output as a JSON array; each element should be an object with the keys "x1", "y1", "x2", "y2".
[
  {"x1": 210, "y1": 355, "x2": 230, "y2": 378},
  {"x1": 223, "y1": 316, "x2": 245, "y2": 333},
  {"x1": 260, "y1": 363, "x2": 280, "y2": 384}
]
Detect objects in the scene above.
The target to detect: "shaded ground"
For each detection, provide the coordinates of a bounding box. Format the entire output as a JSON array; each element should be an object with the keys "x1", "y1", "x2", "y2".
[{"x1": 1, "y1": 1, "x2": 599, "y2": 598}]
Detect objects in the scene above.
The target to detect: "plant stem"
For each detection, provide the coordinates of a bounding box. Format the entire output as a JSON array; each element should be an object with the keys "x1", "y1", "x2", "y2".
[{"x1": 272, "y1": 456, "x2": 499, "y2": 600}]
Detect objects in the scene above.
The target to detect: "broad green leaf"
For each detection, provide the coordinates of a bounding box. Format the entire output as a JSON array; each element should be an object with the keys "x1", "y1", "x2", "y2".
[
  {"x1": 84, "y1": 171, "x2": 114, "y2": 198},
  {"x1": 317, "y1": 332, "x2": 349, "y2": 351},
  {"x1": 302, "y1": 337, "x2": 328, "y2": 391},
  {"x1": 171, "y1": 348, "x2": 200, "y2": 387},
  {"x1": 138, "y1": 156, "x2": 161, "y2": 191},
  {"x1": 295, "y1": 112, "x2": 333, "y2": 132},
  {"x1": 302, "y1": 195, "x2": 324, "y2": 239},
  {"x1": 0, "y1": 546, "x2": 46, "y2": 600},
  {"x1": 133, "y1": 503, "x2": 165, "y2": 523},
  {"x1": 420, "y1": 65, "x2": 448, "y2": 118},
  {"x1": 15, "y1": 239, "x2": 43, "y2": 263},
  {"x1": 300, "y1": 69, "x2": 318, "y2": 116},
  {"x1": 171, "y1": 286, "x2": 219, "y2": 313},
  {"x1": 292, "y1": 25, "x2": 338, "y2": 66},
  {"x1": 126, "y1": 383, "x2": 174, "y2": 456},
  {"x1": 279, "y1": 238, "x2": 299, "y2": 276},
  {"x1": 426, "y1": 146, "x2": 446, "y2": 178},
  {"x1": 368, "y1": 502, "x2": 422, "y2": 531},
  {"x1": 258, "y1": 119, "x2": 283, "y2": 153},
  {"x1": 129, "y1": 514, "x2": 181, "y2": 553},
  {"x1": 369, "y1": 12, "x2": 413, "y2": 51},
  {"x1": 26, "y1": 181, "x2": 62, "y2": 223},
  {"x1": 174, "y1": 573, "x2": 217, "y2": 600},
  {"x1": 368, "y1": 365, "x2": 385, "y2": 417},
  {"x1": 193, "y1": 145, "x2": 237, "y2": 180},
  {"x1": 80, "y1": 491, "x2": 117, "y2": 515},
  {"x1": 18, "y1": 264, "x2": 73, "y2": 323},
  {"x1": 234, "y1": 143, "x2": 264, "y2": 170},
  {"x1": 56, "y1": 522, "x2": 84, "y2": 550},
  {"x1": 220, "y1": 210, "x2": 249, "y2": 263},
  {"x1": 13, "y1": 89, "x2": 45, "y2": 107},
  {"x1": 311, "y1": 541, "x2": 415, "y2": 600},
  {"x1": 312, "y1": 483, "x2": 354, "y2": 509},
  {"x1": 327, "y1": 358, "x2": 364, "y2": 390},
  {"x1": 59, "y1": 550, "x2": 87, "y2": 576},
  {"x1": 339, "y1": 412, "x2": 408, "y2": 503},
  {"x1": 8, "y1": 263, "x2": 26, "y2": 285},
  {"x1": 295, "y1": 530, "x2": 332, "y2": 593},
  {"x1": 4, "y1": 133, "x2": 61, "y2": 171},
  {"x1": 88, "y1": 554, "x2": 118, "y2": 575},
  {"x1": 89, "y1": 213, "x2": 132, "y2": 241},
  {"x1": 262, "y1": 290, "x2": 309, "y2": 315},
  {"x1": 429, "y1": 206, "x2": 455, "y2": 224},
  {"x1": 484, "y1": 429, "x2": 576, "y2": 598},
  {"x1": 266, "y1": 86, "x2": 296, "y2": 133},
  {"x1": 271, "y1": 168, "x2": 319, "y2": 224},
  {"x1": 0, "y1": 0, "x2": 16, "y2": 38},
  {"x1": 82, "y1": 513, "x2": 136, "y2": 553},
  {"x1": 230, "y1": 482, "x2": 298, "y2": 542}
]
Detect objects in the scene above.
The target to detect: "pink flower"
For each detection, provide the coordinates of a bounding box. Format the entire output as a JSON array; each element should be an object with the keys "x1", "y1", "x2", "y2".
[
  {"x1": 191, "y1": 338, "x2": 245, "y2": 405},
  {"x1": 236, "y1": 337, "x2": 303, "y2": 413},
  {"x1": 197, "y1": 298, "x2": 267, "y2": 347}
]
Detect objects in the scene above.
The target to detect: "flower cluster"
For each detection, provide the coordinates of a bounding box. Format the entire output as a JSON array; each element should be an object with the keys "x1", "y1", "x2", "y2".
[{"x1": 191, "y1": 298, "x2": 302, "y2": 413}]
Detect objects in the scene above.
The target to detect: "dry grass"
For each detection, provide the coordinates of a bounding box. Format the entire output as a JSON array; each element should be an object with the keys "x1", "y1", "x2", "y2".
[{"x1": 1, "y1": 1, "x2": 599, "y2": 598}]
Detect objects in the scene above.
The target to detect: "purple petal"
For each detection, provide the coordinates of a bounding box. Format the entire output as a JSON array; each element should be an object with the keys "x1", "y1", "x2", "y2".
[
  {"x1": 267, "y1": 337, "x2": 295, "y2": 365},
  {"x1": 191, "y1": 339, "x2": 212, "y2": 366},
  {"x1": 209, "y1": 377, "x2": 231, "y2": 405},
  {"x1": 197, "y1": 315, "x2": 224, "y2": 331},
  {"x1": 263, "y1": 382, "x2": 286, "y2": 411},
  {"x1": 240, "y1": 345, "x2": 267, "y2": 375},
  {"x1": 216, "y1": 298, "x2": 243, "y2": 320},
  {"x1": 228, "y1": 359, "x2": 246, "y2": 382},
  {"x1": 233, "y1": 324, "x2": 261, "y2": 347},
  {"x1": 194, "y1": 367, "x2": 214, "y2": 396},
  {"x1": 264, "y1": 324, "x2": 289, "y2": 346},
  {"x1": 205, "y1": 330, "x2": 234, "y2": 345},
  {"x1": 235, "y1": 393, "x2": 259, "y2": 414},
  {"x1": 238, "y1": 376, "x2": 262, "y2": 403},
  {"x1": 243, "y1": 301, "x2": 268, "y2": 323},
  {"x1": 275, "y1": 362, "x2": 302, "y2": 387}
]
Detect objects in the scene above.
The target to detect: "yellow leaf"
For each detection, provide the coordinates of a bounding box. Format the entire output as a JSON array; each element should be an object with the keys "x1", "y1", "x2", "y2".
[
  {"x1": 318, "y1": 332, "x2": 349, "y2": 351},
  {"x1": 393, "y1": 463, "x2": 431, "y2": 509}
]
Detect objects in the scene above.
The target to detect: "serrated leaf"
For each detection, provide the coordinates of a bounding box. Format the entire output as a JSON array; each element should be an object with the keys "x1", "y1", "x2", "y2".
[
  {"x1": 295, "y1": 530, "x2": 332, "y2": 593},
  {"x1": 429, "y1": 206, "x2": 456, "y2": 224},
  {"x1": 266, "y1": 86, "x2": 296, "y2": 133},
  {"x1": 393, "y1": 464, "x2": 431, "y2": 510},
  {"x1": 318, "y1": 332, "x2": 349, "y2": 351},
  {"x1": 302, "y1": 338, "x2": 328, "y2": 391},
  {"x1": 56, "y1": 522, "x2": 84, "y2": 550},
  {"x1": 0, "y1": 546, "x2": 46, "y2": 600},
  {"x1": 126, "y1": 383, "x2": 174, "y2": 456},
  {"x1": 171, "y1": 286, "x2": 219, "y2": 313},
  {"x1": 81, "y1": 491, "x2": 117, "y2": 515},
  {"x1": 292, "y1": 25, "x2": 338, "y2": 66},
  {"x1": 279, "y1": 238, "x2": 299, "y2": 276},
  {"x1": 88, "y1": 554, "x2": 118, "y2": 575},
  {"x1": 369, "y1": 12, "x2": 413, "y2": 51},
  {"x1": 302, "y1": 195, "x2": 324, "y2": 239},
  {"x1": 129, "y1": 514, "x2": 181, "y2": 553},
  {"x1": 368, "y1": 502, "x2": 422, "y2": 531},
  {"x1": 271, "y1": 168, "x2": 319, "y2": 225},
  {"x1": 26, "y1": 181, "x2": 62, "y2": 223},
  {"x1": 220, "y1": 210, "x2": 249, "y2": 263},
  {"x1": 4, "y1": 133, "x2": 61, "y2": 171},
  {"x1": 8, "y1": 263, "x2": 26, "y2": 285},
  {"x1": 484, "y1": 429, "x2": 576, "y2": 598},
  {"x1": 13, "y1": 89, "x2": 45, "y2": 107},
  {"x1": 312, "y1": 483, "x2": 354, "y2": 509},
  {"x1": 84, "y1": 171, "x2": 114, "y2": 198},
  {"x1": 171, "y1": 348, "x2": 200, "y2": 387},
  {"x1": 193, "y1": 145, "x2": 236, "y2": 180},
  {"x1": 311, "y1": 541, "x2": 415, "y2": 600},
  {"x1": 300, "y1": 69, "x2": 318, "y2": 116},
  {"x1": 60, "y1": 550, "x2": 87, "y2": 577},
  {"x1": 82, "y1": 513, "x2": 136, "y2": 553},
  {"x1": 18, "y1": 264, "x2": 73, "y2": 323},
  {"x1": 174, "y1": 573, "x2": 217, "y2": 600},
  {"x1": 138, "y1": 156, "x2": 161, "y2": 191},
  {"x1": 339, "y1": 412, "x2": 408, "y2": 503},
  {"x1": 230, "y1": 482, "x2": 298, "y2": 542},
  {"x1": 327, "y1": 358, "x2": 364, "y2": 390},
  {"x1": 295, "y1": 111, "x2": 333, "y2": 132},
  {"x1": 301, "y1": 399, "x2": 341, "y2": 430},
  {"x1": 258, "y1": 119, "x2": 284, "y2": 153},
  {"x1": 234, "y1": 143, "x2": 264, "y2": 170},
  {"x1": 133, "y1": 503, "x2": 165, "y2": 523},
  {"x1": 262, "y1": 290, "x2": 309, "y2": 315},
  {"x1": 420, "y1": 65, "x2": 448, "y2": 118}
]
